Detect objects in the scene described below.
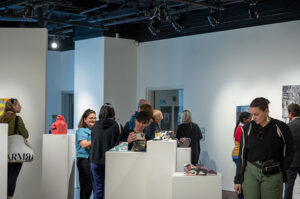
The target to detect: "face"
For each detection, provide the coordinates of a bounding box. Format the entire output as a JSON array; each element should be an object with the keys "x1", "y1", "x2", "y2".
[
  {"x1": 288, "y1": 112, "x2": 293, "y2": 121},
  {"x1": 242, "y1": 117, "x2": 251, "y2": 124},
  {"x1": 14, "y1": 102, "x2": 22, "y2": 113},
  {"x1": 134, "y1": 119, "x2": 149, "y2": 132},
  {"x1": 250, "y1": 107, "x2": 269, "y2": 125},
  {"x1": 84, "y1": 113, "x2": 96, "y2": 128}
]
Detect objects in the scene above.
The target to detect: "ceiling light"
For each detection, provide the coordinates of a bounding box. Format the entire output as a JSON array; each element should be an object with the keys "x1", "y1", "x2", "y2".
[
  {"x1": 171, "y1": 17, "x2": 183, "y2": 32},
  {"x1": 248, "y1": 3, "x2": 259, "y2": 19},
  {"x1": 23, "y1": 3, "x2": 34, "y2": 19},
  {"x1": 51, "y1": 40, "x2": 58, "y2": 49},
  {"x1": 207, "y1": 11, "x2": 219, "y2": 27},
  {"x1": 145, "y1": 5, "x2": 158, "y2": 19},
  {"x1": 159, "y1": 5, "x2": 169, "y2": 22},
  {"x1": 148, "y1": 17, "x2": 160, "y2": 36}
]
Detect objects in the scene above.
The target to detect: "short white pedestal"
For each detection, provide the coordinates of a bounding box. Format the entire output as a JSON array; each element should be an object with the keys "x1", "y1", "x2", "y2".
[
  {"x1": 105, "y1": 151, "x2": 146, "y2": 199},
  {"x1": 42, "y1": 134, "x2": 75, "y2": 199},
  {"x1": 146, "y1": 140, "x2": 177, "y2": 199},
  {"x1": 176, "y1": 147, "x2": 191, "y2": 172},
  {"x1": 172, "y1": 172, "x2": 222, "y2": 199},
  {"x1": 0, "y1": 124, "x2": 8, "y2": 199}
]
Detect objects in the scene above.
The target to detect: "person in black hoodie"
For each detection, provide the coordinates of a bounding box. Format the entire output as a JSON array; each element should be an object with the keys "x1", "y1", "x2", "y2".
[
  {"x1": 90, "y1": 103, "x2": 121, "y2": 199},
  {"x1": 176, "y1": 110, "x2": 203, "y2": 165}
]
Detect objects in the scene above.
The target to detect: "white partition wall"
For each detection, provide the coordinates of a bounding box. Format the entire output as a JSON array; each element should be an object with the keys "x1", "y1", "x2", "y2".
[
  {"x1": 0, "y1": 28, "x2": 47, "y2": 199},
  {"x1": 0, "y1": 124, "x2": 8, "y2": 199},
  {"x1": 42, "y1": 134, "x2": 75, "y2": 199}
]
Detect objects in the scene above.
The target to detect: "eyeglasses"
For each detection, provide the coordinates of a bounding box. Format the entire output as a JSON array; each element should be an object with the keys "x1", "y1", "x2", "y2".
[
  {"x1": 10, "y1": 98, "x2": 15, "y2": 104},
  {"x1": 88, "y1": 117, "x2": 96, "y2": 120},
  {"x1": 257, "y1": 127, "x2": 264, "y2": 140}
]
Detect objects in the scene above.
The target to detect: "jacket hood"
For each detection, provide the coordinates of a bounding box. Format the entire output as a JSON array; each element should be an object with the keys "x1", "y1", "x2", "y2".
[{"x1": 99, "y1": 119, "x2": 115, "y2": 129}]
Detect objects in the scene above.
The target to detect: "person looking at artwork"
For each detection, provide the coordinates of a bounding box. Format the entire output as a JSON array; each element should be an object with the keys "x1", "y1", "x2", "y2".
[
  {"x1": 0, "y1": 98, "x2": 28, "y2": 199},
  {"x1": 231, "y1": 111, "x2": 251, "y2": 199},
  {"x1": 234, "y1": 97, "x2": 294, "y2": 199},
  {"x1": 119, "y1": 111, "x2": 151, "y2": 151},
  {"x1": 176, "y1": 110, "x2": 203, "y2": 165},
  {"x1": 76, "y1": 109, "x2": 96, "y2": 199},
  {"x1": 284, "y1": 103, "x2": 300, "y2": 199},
  {"x1": 128, "y1": 99, "x2": 149, "y2": 130},
  {"x1": 90, "y1": 103, "x2": 121, "y2": 199},
  {"x1": 232, "y1": 111, "x2": 251, "y2": 165}
]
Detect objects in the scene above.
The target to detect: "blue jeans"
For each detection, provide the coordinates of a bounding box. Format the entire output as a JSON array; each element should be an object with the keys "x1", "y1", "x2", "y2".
[{"x1": 91, "y1": 163, "x2": 105, "y2": 199}]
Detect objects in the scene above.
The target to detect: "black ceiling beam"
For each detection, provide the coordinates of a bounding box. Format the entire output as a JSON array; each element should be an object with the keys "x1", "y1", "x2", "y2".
[
  {"x1": 0, "y1": 0, "x2": 27, "y2": 8},
  {"x1": 169, "y1": 0, "x2": 224, "y2": 10}
]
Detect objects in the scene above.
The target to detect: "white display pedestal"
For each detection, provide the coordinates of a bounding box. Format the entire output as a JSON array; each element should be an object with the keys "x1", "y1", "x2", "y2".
[
  {"x1": 172, "y1": 172, "x2": 222, "y2": 199},
  {"x1": 176, "y1": 147, "x2": 191, "y2": 172},
  {"x1": 42, "y1": 134, "x2": 75, "y2": 199},
  {"x1": 105, "y1": 151, "x2": 147, "y2": 199},
  {"x1": 146, "y1": 140, "x2": 177, "y2": 199},
  {"x1": 0, "y1": 124, "x2": 8, "y2": 199}
]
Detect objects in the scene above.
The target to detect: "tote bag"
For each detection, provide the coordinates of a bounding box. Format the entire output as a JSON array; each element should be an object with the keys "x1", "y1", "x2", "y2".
[{"x1": 8, "y1": 116, "x2": 34, "y2": 163}]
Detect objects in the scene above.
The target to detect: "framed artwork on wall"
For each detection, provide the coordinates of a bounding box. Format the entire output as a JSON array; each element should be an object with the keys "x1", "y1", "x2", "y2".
[
  {"x1": 236, "y1": 105, "x2": 250, "y2": 123},
  {"x1": 0, "y1": 98, "x2": 9, "y2": 116},
  {"x1": 282, "y1": 85, "x2": 300, "y2": 122}
]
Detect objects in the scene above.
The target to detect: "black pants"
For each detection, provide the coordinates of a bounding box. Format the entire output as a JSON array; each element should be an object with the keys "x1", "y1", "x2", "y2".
[
  {"x1": 77, "y1": 157, "x2": 93, "y2": 199},
  {"x1": 7, "y1": 162, "x2": 23, "y2": 197},
  {"x1": 284, "y1": 167, "x2": 300, "y2": 199}
]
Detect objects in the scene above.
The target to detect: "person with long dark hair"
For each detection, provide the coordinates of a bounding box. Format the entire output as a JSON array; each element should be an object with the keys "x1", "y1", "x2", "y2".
[
  {"x1": 90, "y1": 103, "x2": 121, "y2": 199},
  {"x1": 0, "y1": 98, "x2": 28, "y2": 199},
  {"x1": 76, "y1": 109, "x2": 96, "y2": 199},
  {"x1": 232, "y1": 111, "x2": 251, "y2": 165},
  {"x1": 234, "y1": 97, "x2": 294, "y2": 199}
]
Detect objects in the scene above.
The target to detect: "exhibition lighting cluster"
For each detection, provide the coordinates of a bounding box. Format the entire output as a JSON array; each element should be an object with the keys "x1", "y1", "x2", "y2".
[{"x1": 145, "y1": 2, "x2": 260, "y2": 36}]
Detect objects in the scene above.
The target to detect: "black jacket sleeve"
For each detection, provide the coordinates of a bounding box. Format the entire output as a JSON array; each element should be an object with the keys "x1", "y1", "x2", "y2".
[{"x1": 281, "y1": 122, "x2": 294, "y2": 171}]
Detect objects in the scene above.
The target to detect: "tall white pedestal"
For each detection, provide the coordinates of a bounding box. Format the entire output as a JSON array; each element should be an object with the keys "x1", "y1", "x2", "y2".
[
  {"x1": 0, "y1": 124, "x2": 8, "y2": 199},
  {"x1": 42, "y1": 134, "x2": 75, "y2": 199},
  {"x1": 105, "y1": 152, "x2": 147, "y2": 199},
  {"x1": 146, "y1": 140, "x2": 177, "y2": 199},
  {"x1": 172, "y1": 172, "x2": 222, "y2": 199},
  {"x1": 176, "y1": 147, "x2": 191, "y2": 172}
]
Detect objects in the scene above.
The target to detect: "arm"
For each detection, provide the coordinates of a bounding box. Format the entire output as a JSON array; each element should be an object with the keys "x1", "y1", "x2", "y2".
[
  {"x1": 282, "y1": 123, "x2": 294, "y2": 170},
  {"x1": 18, "y1": 116, "x2": 29, "y2": 139},
  {"x1": 79, "y1": 140, "x2": 91, "y2": 149}
]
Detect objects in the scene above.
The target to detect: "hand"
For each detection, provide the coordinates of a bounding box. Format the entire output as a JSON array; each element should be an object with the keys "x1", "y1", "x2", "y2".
[
  {"x1": 234, "y1": 184, "x2": 242, "y2": 194},
  {"x1": 127, "y1": 132, "x2": 136, "y2": 143}
]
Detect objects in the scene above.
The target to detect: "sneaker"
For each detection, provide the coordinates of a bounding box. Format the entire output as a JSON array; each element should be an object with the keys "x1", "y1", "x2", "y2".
[
  {"x1": 197, "y1": 168, "x2": 207, "y2": 176},
  {"x1": 206, "y1": 169, "x2": 217, "y2": 176}
]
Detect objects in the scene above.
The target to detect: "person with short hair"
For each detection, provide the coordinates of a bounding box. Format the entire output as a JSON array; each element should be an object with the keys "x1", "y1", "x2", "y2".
[
  {"x1": 234, "y1": 97, "x2": 294, "y2": 199},
  {"x1": 76, "y1": 109, "x2": 96, "y2": 199},
  {"x1": 284, "y1": 103, "x2": 300, "y2": 199},
  {"x1": 90, "y1": 103, "x2": 121, "y2": 199},
  {"x1": 0, "y1": 98, "x2": 28, "y2": 199}
]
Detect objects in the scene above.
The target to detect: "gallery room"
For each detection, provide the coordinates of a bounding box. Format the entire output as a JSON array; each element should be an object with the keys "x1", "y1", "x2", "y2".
[{"x1": 1, "y1": 0, "x2": 300, "y2": 199}]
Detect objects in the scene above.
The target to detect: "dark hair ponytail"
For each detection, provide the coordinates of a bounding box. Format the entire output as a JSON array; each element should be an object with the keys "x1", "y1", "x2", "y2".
[{"x1": 234, "y1": 111, "x2": 251, "y2": 137}]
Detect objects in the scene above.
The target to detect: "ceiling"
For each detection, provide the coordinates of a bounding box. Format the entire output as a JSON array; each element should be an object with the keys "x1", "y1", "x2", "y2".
[{"x1": 1, "y1": 0, "x2": 300, "y2": 50}]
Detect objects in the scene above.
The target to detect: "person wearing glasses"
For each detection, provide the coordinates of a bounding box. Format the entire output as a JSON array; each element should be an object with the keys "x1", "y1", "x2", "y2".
[
  {"x1": 76, "y1": 109, "x2": 96, "y2": 199},
  {"x1": 0, "y1": 98, "x2": 28, "y2": 199},
  {"x1": 234, "y1": 97, "x2": 294, "y2": 199}
]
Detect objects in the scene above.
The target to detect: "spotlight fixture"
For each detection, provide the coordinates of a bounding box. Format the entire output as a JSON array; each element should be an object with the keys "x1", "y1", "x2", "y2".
[
  {"x1": 148, "y1": 17, "x2": 161, "y2": 36},
  {"x1": 159, "y1": 5, "x2": 169, "y2": 22},
  {"x1": 248, "y1": 3, "x2": 259, "y2": 19},
  {"x1": 145, "y1": 5, "x2": 158, "y2": 19},
  {"x1": 171, "y1": 17, "x2": 183, "y2": 32},
  {"x1": 50, "y1": 39, "x2": 59, "y2": 49},
  {"x1": 23, "y1": 3, "x2": 34, "y2": 19},
  {"x1": 208, "y1": 11, "x2": 219, "y2": 27}
]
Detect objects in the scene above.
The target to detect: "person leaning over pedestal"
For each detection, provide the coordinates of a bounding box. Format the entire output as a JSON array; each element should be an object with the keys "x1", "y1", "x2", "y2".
[
  {"x1": 234, "y1": 97, "x2": 294, "y2": 199},
  {"x1": 0, "y1": 98, "x2": 28, "y2": 199},
  {"x1": 284, "y1": 103, "x2": 300, "y2": 199},
  {"x1": 76, "y1": 109, "x2": 96, "y2": 199},
  {"x1": 90, "y1": 103, "x2": 121, "y2": 199}
]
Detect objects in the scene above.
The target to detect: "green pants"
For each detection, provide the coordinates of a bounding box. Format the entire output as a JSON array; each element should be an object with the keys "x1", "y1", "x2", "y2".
[{"x1": 242, "y1": 161, "x2": 283, "y2": 199}]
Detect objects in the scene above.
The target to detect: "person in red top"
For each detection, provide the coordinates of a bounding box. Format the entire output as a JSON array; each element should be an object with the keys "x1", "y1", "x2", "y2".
[{"x1": 232, "y1": 111, "x2": 251, "y2": 165}]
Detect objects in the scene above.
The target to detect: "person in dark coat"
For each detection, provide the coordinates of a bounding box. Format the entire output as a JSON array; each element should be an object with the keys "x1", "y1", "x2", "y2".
[
  {"x1": 90, "y1": 103, "x2": 121, "y2": 199},
  {"x1": 176, "y1": 110, "x2": 203, "y2": 165},
  {"x1": 284, "y1": 103, "x2": 300, "y2": 199}
]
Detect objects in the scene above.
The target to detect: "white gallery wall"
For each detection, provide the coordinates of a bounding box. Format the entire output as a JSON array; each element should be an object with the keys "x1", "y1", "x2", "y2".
[
  {"x1": 0, "y1": 28, "x2": 47, "y2": 198},
  {"x1": 137, "y1": 20, "x2": 300, "y2": 191},
  {"x1": 47, "y1": 50, "x2": 74, "y2": 133},
  {"x1": 104, "y1": 37, "x2": 137, "y2": 125},
  {"x1": 74, "y1": 37, "x2": 105, "y2": 125}
]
